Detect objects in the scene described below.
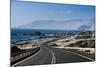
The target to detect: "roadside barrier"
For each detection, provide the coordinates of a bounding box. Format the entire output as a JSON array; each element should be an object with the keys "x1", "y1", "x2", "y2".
[{"x1": 11, "y1": 47, "x2": 40, "y2": 65}]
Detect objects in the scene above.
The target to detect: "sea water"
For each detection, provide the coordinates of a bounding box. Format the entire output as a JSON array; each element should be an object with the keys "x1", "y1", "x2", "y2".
[{"x1": 11, "y1": 29, "x2": 81, "y2": 44}]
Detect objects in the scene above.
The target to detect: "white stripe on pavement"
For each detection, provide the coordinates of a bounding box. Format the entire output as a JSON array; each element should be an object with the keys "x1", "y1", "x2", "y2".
[{"x1": 50, "y1": 50, "x2": 56, "y2": 64}]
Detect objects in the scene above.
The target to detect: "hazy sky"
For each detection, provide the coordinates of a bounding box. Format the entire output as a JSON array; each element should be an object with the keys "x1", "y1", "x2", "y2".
[{"x1": 11, "y1": 0, "x2": 95, "y2": 30}]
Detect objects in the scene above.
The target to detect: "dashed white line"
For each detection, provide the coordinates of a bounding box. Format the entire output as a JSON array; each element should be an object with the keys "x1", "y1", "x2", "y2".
[{"x1": 50, "y1": 50, "x2": 56, "y2": 64}]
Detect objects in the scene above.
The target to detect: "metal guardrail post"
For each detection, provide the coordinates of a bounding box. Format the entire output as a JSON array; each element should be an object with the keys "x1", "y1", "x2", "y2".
[{"x1": 11, "y1": 47, "x2": 40, "y2": 65}]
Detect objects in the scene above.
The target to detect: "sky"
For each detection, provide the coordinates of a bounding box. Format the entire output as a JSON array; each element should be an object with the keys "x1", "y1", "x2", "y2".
[{"x1": 11, "y1": 0, "x2": 95, "y2": 30}]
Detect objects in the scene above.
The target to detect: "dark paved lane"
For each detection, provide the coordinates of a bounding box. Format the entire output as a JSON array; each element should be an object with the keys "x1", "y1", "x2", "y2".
[
  {"x1": 50, "y1": 47, "x2": 91, "y2": 64},
  {"x1": 12, "y1": 45, "x2": 92, "y2": 67},
  {"x1": 13, "y1": 45, "x2": 53, "y2": 67}
]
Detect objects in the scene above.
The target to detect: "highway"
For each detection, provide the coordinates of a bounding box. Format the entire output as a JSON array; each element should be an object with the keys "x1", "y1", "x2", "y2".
[{"x1": 12, "y1": 44, "x2": 92, "y2": 67}]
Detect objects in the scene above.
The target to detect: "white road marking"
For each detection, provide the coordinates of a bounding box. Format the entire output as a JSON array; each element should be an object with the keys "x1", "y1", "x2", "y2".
[
  {"x1": 50, "y1": 50, "x2": 56, "y2": 64},
  {"x1": 12, "y1": 48, "x2": 41, "y2": 67},
  {"x1": 67, "y1": 51, "x2": 94, "y2": 61}
]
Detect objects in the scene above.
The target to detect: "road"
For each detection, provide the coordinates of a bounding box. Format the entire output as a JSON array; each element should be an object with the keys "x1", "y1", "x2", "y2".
[{"x1": 12, "y1": 44, "x2": 92, "y2": 67}]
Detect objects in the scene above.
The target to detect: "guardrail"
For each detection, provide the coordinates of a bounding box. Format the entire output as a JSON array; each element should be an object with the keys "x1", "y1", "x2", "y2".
[
  {"x1": 56, "y1": 47, "x2": 95, "y2": 54},
  {"x1": 11, "y1": 47, "x2": 40, "y2": 65}
]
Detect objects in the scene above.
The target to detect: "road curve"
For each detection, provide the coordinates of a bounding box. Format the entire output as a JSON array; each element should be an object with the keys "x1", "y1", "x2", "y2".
[{"x1": 12, "y1": 45, "x2": 92, "y2": 67}]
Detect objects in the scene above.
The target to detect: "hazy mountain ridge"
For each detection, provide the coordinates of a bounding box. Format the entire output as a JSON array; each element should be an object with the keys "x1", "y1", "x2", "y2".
[
  {"x1": 78, "y1": 19, "x2": 95, "y2": 30},
  {"x1": 16, "y1": 19, "x2": 95, "y2": 30}
]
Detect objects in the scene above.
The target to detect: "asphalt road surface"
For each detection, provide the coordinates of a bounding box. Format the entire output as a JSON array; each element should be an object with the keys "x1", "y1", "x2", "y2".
[{"x1": 12, "y1": 44, "x2": 92, "y2": 67}]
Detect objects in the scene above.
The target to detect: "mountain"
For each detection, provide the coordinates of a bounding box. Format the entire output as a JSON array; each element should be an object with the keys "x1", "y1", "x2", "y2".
[
  {"x1": 78, "y1": 25, "x2": 91, "y2": 30},
  {"x1": 16, "y1": 20, "x2": 59, "y2": 29},
  {"x1": 15, "y1": 19, "x2": 95, "y2": 30},
  {"x1": 78, "y1": 19, "x2": 95, "y2": 30}
]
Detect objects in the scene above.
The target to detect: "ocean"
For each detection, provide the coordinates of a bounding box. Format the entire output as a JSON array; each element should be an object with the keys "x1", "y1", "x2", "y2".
[{"x1": 11, "y1": 29, "x2": 81, "y2": 44}]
